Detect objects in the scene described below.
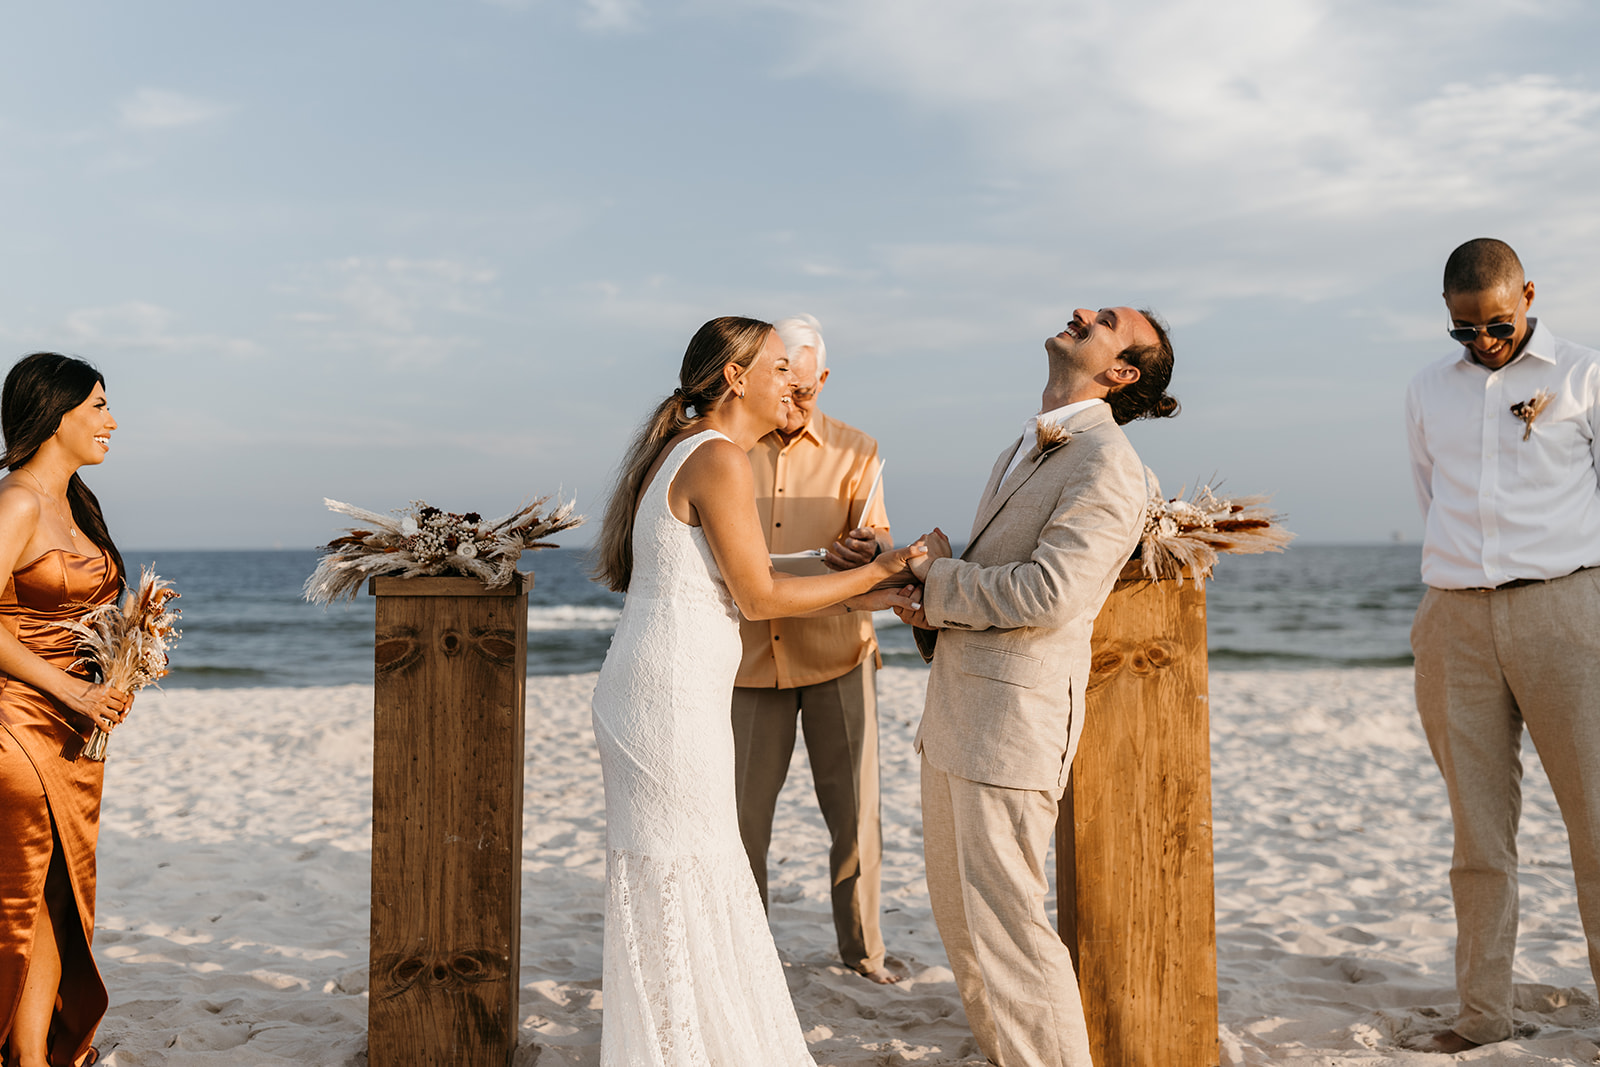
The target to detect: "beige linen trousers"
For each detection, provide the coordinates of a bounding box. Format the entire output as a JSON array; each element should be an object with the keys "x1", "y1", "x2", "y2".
[
  {"x1": 915, "y1": 404, "x2": 1146, "y2": 1067},
  {"x1": 1411, "y1": 567, "x2": 1600, "y2": 1045}
]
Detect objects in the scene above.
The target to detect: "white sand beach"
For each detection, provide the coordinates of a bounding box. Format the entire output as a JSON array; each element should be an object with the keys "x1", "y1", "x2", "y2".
[{"x1": 87, "y1": 668, "x2": 1598, "y2": 1065}]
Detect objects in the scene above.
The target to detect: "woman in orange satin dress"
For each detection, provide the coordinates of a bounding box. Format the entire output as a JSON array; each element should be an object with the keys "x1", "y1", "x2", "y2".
[{"x1": 0, "y1": 353, "x2": 132, "y2": 1067}]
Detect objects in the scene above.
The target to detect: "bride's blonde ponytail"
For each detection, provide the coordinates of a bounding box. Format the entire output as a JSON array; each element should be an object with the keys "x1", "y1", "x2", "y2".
[{"x1": 592, "y1": 317, "x2": 773, "y2": 592}]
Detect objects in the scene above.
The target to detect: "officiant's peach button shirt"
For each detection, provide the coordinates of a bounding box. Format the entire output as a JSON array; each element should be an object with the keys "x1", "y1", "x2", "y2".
[{"x1": 735, "y1": 410, "x2": 890, "y2": 690}]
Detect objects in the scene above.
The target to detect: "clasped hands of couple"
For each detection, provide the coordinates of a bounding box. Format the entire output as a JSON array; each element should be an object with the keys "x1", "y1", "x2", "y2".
[{"x1": 819, "y1": 525, "x2": 952, "y2": 623}]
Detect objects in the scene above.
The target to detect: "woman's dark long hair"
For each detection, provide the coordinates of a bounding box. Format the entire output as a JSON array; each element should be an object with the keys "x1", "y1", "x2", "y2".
[
  {"x1": 3, "y1": 353, "x2": 125, "y2": 587},
  {"x1": 592, "y1": 316, "x2": 774, "y2": 592}
]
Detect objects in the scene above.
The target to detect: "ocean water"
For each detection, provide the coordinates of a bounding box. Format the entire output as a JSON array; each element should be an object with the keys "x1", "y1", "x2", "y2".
[{"x1": 129, "y1": 544, "x2": 1425, "y2": 689}]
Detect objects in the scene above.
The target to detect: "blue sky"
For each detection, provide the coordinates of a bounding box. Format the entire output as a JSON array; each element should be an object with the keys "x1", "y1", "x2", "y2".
[{"x1": 4, "y1": 1, "x2": 1599, "y2": 550}]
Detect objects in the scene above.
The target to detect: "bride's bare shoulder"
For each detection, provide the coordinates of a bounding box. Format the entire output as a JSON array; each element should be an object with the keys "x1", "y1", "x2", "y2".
[
  {"x1": 639, "y1": 430, "x2": 742, "y2": 502},
  {"x1": 678, "y1": 435, "x2": 748, "y2": 483}
]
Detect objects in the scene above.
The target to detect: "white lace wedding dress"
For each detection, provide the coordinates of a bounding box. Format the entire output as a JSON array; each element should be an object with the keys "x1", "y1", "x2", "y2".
[{"x1": 591, "y1": 429, "x2": 817, "y2": 1067}]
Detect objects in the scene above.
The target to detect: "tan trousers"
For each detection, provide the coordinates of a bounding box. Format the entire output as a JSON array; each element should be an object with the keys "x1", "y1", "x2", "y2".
[
  {"x1": 921, "y1": 756, "x2": 1092, "y2": 1067},
  {"x1": 731, "y1": 660, "x2": 885, "y2": 973},
  {"x1": 1411, "y1": 568, "x2": 1600, "y2": 1045}
]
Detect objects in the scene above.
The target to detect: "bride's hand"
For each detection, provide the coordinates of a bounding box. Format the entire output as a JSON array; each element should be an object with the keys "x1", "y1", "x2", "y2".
[
  {"x1": 60, "y1": 678, "x2": 133, "y2": 732},
  {"x1": 846, "y1": 583, "x2": 921, "y2": 615},
  {"x1": 870, "y1": 540, "x2": 927, "y2": 586}
]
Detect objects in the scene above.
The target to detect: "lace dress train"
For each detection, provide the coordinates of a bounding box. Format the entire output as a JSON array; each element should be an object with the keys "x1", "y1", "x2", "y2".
[{"x1": 591, "y1": 430, "x2": 815, "y2": 1066}]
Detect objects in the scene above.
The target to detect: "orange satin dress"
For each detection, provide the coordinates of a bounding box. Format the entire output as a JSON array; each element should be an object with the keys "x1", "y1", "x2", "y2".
[{"x1": 0, "y1": 548, "x2": 119, "y2": 1066}]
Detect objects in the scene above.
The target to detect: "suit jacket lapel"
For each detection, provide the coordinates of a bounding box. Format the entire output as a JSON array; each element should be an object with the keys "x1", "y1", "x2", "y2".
[
  {"x1": 964, "y1": 404, "x2": 1118, "y2": 555},
  {"x1": 966, "y1": 437, "x2": 1023, "y2": 549},
  {"x1": 968, "y1": 444, "x2": 1049, "y2": 551}
]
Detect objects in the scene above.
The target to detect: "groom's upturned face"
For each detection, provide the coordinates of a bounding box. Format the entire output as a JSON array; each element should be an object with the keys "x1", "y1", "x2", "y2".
[{"x1": 1044, "y1": 306, "x2": 1154, "y2": 376}]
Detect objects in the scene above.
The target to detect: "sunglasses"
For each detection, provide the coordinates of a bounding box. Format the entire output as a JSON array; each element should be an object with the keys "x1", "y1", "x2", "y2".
[{"x1": 1448, "y1": 321, "x2": 1517, "y2": 344}]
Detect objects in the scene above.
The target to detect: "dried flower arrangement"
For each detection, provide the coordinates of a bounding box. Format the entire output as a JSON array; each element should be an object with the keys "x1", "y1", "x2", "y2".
[
  {"x1": 1510, "y1": 389, "x2": 1554, "y2": 441},
  {"x1": 304, "y1": 496, "x2": 584, "y2": 605},
  {"x1": 1034, "y1": 421, "x2": 1071, "y2": 454},
  {"x1": 58, "y1": 567, "x2": 182, "y2": 761},
  {"x1": 1137, "y1": 469, "x2": 1294, "y2": 586}
]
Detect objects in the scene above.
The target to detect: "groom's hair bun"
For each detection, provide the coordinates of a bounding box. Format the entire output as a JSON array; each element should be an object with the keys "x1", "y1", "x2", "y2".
[{"x1": 1106, "y1": 309, "x2": 1179, "y2": 426}]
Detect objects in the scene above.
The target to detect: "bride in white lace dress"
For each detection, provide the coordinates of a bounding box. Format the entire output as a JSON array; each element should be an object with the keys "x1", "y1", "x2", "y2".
[{"x1": 591, "y1": 317, "x2": 922, "y2": 1066}]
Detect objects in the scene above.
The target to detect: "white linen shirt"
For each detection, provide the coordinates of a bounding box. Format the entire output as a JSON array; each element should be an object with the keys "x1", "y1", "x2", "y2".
[
  {"x1": 1405, "y1": 319, "x2": 1600, "y2": 589},
  {"x1": 1000, "y1": 398, "x2": 1106, "y2": 487}
]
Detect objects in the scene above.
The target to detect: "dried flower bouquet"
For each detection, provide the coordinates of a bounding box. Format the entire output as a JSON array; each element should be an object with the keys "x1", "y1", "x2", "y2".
[
  {"x1": 58, "y1": 567, "x2": 182, "y2": 761},
  {"x1": 1138, "y1": 469, "x2": 1294, "y2": 587},
  {"x1": 304, "y1": 496, "x2": 584, "y2": 605}
]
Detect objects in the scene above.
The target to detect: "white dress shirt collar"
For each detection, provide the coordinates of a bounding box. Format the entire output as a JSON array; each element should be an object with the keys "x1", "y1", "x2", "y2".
[
  {"x1": 1002, "y1": 398, "x2": 1106, "y2": 486},
  {"x1": 1455, "y1": 317, "x2": 1555, "y2": 372},
  {"x1": 1028, "y1": 398, "x2": 1105, "y2": 440}
]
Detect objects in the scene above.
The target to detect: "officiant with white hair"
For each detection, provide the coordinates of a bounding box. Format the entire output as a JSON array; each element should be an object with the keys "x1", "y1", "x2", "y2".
[{"x1": 730, "y1": 313, "x2": 900, "y2": 984}]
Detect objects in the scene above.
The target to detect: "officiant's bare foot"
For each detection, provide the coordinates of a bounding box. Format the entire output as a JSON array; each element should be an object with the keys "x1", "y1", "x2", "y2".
[
  {"x1": 1404, "y1": 1029, "x2": 1483, "y2": 1054},
  {"x1": 857, "y1": 965, "x2": 900, "y2": 984},
  {"x1": 855, "y1": 957, "x2": 905, "y2": 984}
]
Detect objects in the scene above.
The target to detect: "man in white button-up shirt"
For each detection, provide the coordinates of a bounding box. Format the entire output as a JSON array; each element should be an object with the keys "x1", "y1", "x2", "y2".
[{"x1": 1404, "y1": 238, "x2": 1600, "y2": 1053}]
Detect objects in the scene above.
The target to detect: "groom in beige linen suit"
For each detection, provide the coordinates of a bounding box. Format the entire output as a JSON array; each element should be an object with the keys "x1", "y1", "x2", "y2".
[{"x1": 898, "y1": 305, "x2": 1178, "y2": 1067}]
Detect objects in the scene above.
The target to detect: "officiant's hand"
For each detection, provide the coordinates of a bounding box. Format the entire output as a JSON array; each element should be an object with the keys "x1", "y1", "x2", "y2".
[
  {"x1": 907, "y1": 527, "x2": 951, "y2": 583},
  {"x1": 824, "y1": 526, "x2": 882, "y2": 571}
]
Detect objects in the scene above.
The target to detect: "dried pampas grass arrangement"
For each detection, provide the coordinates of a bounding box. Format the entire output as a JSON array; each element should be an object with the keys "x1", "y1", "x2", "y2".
[
  {"x1": 1138, "y1": 469, "x2": 1294, "y2": 587},
  {"x1": 304, "y1": 496, "x2": 584, "y2": 605},
  {"x1": 58, "y1": 567, "x2": 183, "y2": 761}
]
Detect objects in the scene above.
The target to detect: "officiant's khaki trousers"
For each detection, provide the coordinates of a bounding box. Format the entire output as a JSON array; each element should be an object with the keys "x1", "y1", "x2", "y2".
[
  {"x1": 921, "y1": 756, "x2": 1092, "y2": 1067},
  {"x1": 1412, "y1": 568, "x2": 1600, "y2": 1045},
  {"x1": 732, "y1": 661, "x2": 885, "y2": 974}
]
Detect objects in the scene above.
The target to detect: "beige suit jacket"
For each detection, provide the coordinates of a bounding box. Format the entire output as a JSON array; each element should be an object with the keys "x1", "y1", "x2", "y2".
[{"x1": 913, "y1": 402, "x2": 1146, "y2": 790}]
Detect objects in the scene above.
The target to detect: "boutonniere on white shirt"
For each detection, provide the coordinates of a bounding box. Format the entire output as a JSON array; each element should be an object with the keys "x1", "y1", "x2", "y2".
[
  {"x1": 1034, "y1": 422, "x2": 1072, "y2": 458},
  {"x1": 1510, "y1": 389, "x2": 1554, "y2": 442}
]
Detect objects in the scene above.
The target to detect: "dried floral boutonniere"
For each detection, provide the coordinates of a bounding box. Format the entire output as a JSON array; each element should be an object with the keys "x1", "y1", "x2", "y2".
[
  {"x1": 1510, "y1": 389, "x2": 1554, "y2": 441},
  {"x1": 1034, "y1": 421, "x2": 1071, "y2": 460}
]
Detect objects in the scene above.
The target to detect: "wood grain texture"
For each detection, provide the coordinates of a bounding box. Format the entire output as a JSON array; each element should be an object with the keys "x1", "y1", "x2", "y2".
[
  {"x1": 368, "y1": 575, "x2": 530, "y2": 1067},
  {"x1": 1059, "y1": 574, "x2": 1219, "y2": 1067},
  {"x1": 369, "y1": 573, "x2": 530, "y2": 598}
]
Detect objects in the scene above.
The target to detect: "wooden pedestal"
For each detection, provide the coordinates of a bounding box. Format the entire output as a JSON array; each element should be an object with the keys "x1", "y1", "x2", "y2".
[
  {"x1": 1058, "y1": 564, "x2": 1218, "y2": 1067},
  {"x1": 367, "y1": 574, "x2": 530, "y2": 1067}
]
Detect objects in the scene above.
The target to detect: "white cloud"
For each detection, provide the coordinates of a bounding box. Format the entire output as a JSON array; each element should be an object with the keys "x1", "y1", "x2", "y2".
[
  {"x1": 751, "y1": 0, "x2": 1600, "y2": 223},
  {"x1": 580, "y1": 0, "x2": 644, "y2": 30},
  {"x1": 118, "y1": 88, "x2": 229, "y2": 130},
  {"x1": 64, "y1": 300, "x2": 259, "y2": 358},
  {"x1": 721, "y1": 0, "x2": 1600, "y2": 322},
  {"x1": 51, "y1": 301, "x2": 259, "y2": 358},
  {"x1": 284, "y1": 257, "x2": 501, "y2": 368},
  {"x1": 478, "y1": 0, "x2": 642, "y2": 29}
]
